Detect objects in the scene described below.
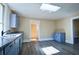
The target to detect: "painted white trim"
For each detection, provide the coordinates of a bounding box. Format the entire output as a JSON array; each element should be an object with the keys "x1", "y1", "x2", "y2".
[
  {"x1": 65, "y1": 39, "x2": 73, "y2": 44},
  {"x1": 23, "y1": 37, "x2": 53, "y2": 42},
  {"x1": 70, "y1": 16, "x2": 79, "y2": 44},
  {"x1": 23, "y1": 39, "x2": 31, "y2": 42},
  {"x1": 38, "y1": 37, "x2": 53, "y2": 41},
  {"x1": 71, "y1": 16, "x2": 79, "y2": 20}
]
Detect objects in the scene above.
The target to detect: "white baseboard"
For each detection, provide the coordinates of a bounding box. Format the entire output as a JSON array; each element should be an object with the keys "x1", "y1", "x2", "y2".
[
  {"x1": 38, "y1": 37, "x2": 53, "y2": 41},
  {"x1": 23, "y1": 39, "x2": 31, "y2": 42},
  {"x1": 65, "y1": 39, "x2": 74, "y2": 44},
  {"x1": 23, "y1": 37, "x2": 53, "y2": 43}
]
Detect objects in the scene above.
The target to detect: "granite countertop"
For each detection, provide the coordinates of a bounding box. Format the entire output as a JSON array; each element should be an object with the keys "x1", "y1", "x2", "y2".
[{"x1": 0, "y1": 33, "x2": 22, "y2": 50}]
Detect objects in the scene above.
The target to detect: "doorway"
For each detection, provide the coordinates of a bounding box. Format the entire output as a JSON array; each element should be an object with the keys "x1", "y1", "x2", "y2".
[
  {"x1": 30, "y1": 20, "x2": 40, "y2": 42},
  {"x1": 73, "y1": 18, "x2": 79, "y2": 44}
]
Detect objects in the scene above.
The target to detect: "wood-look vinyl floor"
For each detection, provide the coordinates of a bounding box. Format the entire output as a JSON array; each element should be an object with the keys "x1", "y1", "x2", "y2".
[{"x1": 20, "y1": 40, "x2": 79, "y2": 55}]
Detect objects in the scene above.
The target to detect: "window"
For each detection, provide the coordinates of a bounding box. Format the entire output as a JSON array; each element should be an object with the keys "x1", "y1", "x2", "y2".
[{"x1": 0, "y1": 4, "x2": 4, "y2": 36}]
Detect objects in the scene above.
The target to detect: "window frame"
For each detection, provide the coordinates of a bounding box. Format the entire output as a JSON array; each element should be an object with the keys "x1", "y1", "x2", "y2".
[{"x1": 0, "y1": 3, "x2": 4, "y2": 35}]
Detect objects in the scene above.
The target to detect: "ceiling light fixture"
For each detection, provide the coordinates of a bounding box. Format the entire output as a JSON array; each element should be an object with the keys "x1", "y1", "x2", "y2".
[{"x1": 40, "y1": 4, "x2": 61, "y2": 12}]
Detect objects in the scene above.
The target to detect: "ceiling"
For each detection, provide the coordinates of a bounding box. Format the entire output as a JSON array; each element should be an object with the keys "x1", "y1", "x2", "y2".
[{"x1": 7, "y1": 3, "x2": 79, "y2": 20}]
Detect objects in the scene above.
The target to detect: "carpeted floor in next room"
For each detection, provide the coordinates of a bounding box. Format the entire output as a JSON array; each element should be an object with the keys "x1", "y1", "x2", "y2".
[{"x1": 20, "y1": 40, "x2": 79, "y2": 55}]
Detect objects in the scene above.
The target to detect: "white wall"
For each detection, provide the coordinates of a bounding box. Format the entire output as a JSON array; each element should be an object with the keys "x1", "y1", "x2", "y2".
[
  {"x1": 18, "y1": 15, "x2": 76, "y2": 44},
  {"x1": 18, "y1": 16, "x2": 55, "y2": 42},
  {"x1": 39, "y1": 20, "x2": 55, "y2": 41},
  {"x1": 55, "y1": 18, "x2": 73, "y2": 44},
  {"x1": 18, "y1": 16, "x2": 74, "y2": 44},
  {"x1": 18, "y1": 16, "x2": 30, "y2": 42}
]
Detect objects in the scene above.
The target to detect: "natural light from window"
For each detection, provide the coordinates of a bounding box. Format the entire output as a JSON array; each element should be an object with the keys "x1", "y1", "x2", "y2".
[
  {"x1": 41, "y1": 46, "x2": 60, "y2": 55},
  {"x1": 0, "y1": 4, "x2": 3, "y2": 36}
]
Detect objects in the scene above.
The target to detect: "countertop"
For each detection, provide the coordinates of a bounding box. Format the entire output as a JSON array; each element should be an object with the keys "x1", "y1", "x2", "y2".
[{"x1": 0, "y1": 33, "x2": 22, "y2": 50}]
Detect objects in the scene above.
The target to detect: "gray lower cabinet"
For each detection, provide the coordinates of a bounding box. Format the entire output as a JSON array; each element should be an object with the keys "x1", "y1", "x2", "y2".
[
  {"x1": 4, "y1": 41, "x2": 19, "y2": 55},
  {"x1": 4, "y1": 42, "x2": 15, "y2": 55},
  {"x1": 0, "y1": 50, "x2": 3, "y2": 55},
  {"x1": 19, "y1": 36, "x2": 23, "y2": 52},
  {"x1": 4, "y1": 35, "x2": 22, "y2": 55},
  {"x1": 15, "y1": 37, "x2": 20, "y2": 54}
]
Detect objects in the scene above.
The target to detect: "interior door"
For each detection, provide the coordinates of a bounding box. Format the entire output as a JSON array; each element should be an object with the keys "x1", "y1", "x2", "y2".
[{"x1": 73, "y1": 19, "x2": 79, "y2": 44}]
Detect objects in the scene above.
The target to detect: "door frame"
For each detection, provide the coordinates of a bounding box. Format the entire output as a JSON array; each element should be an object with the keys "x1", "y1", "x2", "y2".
[
  {"x1": 72, "y1": 16, "x2": 79, "y2": 44},
  {"x1": 29, "y1": 20, "x2": 40, "y2": 41}
]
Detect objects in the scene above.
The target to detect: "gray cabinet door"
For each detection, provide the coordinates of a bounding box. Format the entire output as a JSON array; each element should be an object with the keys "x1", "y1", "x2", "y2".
[
  {"x1": 19, "y1": 36, "x2": 23, "y2": 52},
  {"x1": 8, "y1": 41, "x2": 18, "y2": 55},
  {"x1": 4, "y1": 34, "x2": 23, "y2": 55},
  {"x1": 4, "y1": 40, "x2": 19, "y2": 55},
  {"x1": 5, "y1": 42, "x2": 14, "y2": 55},
  {"x1": 0, "y1": 50, "x2": 3, "y2": 55},
  {"x1": 15, "y1": 38, "x2": 20, "y2": 54},
  {"x1": 5, "y1": 40, "x2": 19, "y2": 55}
]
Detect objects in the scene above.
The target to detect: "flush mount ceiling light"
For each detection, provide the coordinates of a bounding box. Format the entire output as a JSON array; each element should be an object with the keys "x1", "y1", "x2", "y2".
[{"x1": 40, "y1": 4, "x2": 61, "y2": 12}]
